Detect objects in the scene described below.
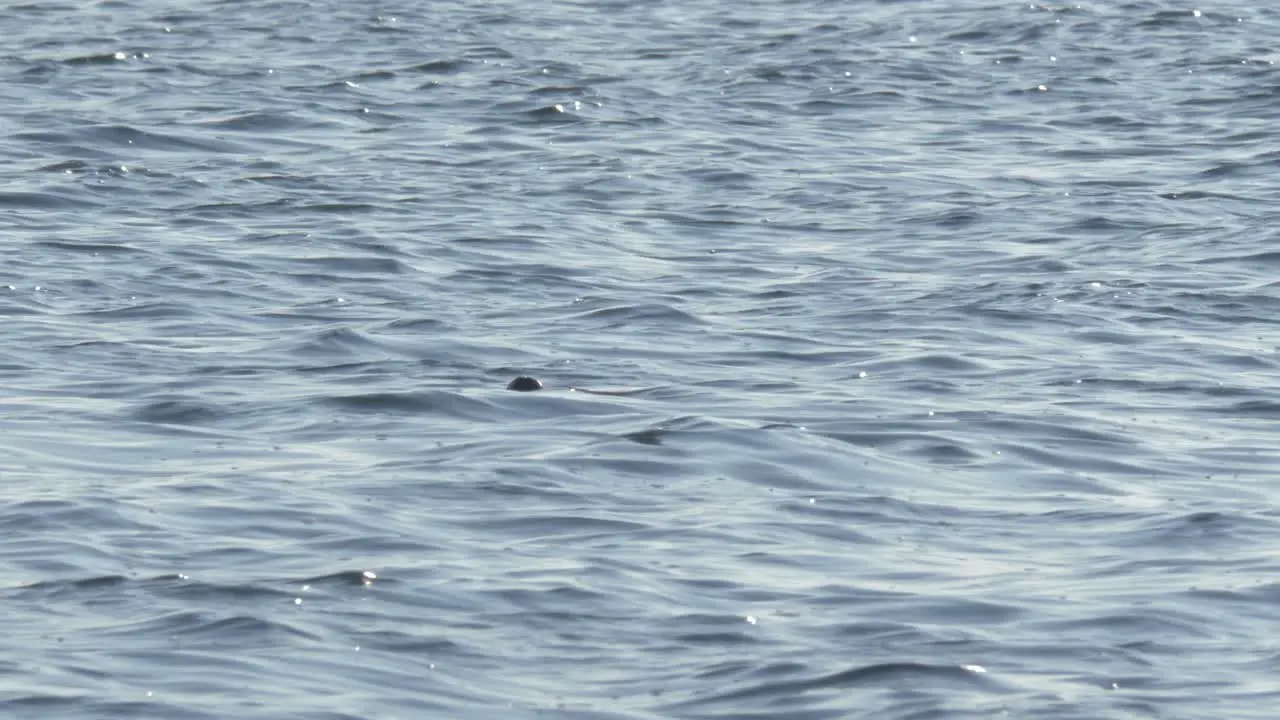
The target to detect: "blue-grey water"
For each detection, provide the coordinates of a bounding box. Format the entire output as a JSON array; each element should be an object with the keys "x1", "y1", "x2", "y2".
[{"x1": 2, "y1": 0, "x2": 1278, "y2": 717}]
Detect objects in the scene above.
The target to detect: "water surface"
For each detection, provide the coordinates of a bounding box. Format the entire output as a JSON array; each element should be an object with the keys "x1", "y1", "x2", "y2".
[{"x1": 1, "y1": 1, "x2": 1277, "y2": 718}]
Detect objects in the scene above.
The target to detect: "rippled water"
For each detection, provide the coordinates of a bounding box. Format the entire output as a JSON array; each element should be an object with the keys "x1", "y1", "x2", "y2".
[{"x1": 2, "y1": 0, "x2": 1278, "y2": 717}]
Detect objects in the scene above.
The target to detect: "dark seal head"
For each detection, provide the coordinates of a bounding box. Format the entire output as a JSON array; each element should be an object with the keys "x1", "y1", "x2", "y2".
[{"x1": 506, "y1": 376, "x2": 543, "y2": 392}]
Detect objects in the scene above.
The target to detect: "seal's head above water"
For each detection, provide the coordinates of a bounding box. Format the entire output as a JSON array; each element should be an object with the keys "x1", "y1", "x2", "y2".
[{"x1": 506, "y1": 376, "x2": 543, "y2": 392}]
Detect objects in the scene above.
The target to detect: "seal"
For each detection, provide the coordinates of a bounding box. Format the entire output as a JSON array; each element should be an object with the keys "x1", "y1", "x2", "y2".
[{"x1": 506, "y1": 376, "x2": 543, "y2": 392}]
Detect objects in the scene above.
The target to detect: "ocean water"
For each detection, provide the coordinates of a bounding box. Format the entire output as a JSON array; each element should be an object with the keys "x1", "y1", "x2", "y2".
[{"x1": 1, "y1": 0, "x2": 1278, "y2": 717}]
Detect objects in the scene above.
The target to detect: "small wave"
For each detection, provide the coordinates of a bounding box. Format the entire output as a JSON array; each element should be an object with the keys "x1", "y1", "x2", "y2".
[
  {"x1": 129, "y1": 397, "x2": 227, "y2": 426},
  {"x1": 568, "y1": 303, "x2": 705, "y2": 327},
  {"x1": 666, "y1": 661, "x2": 1005, "y2": 712},
  {"x1": 0, "y1": 190, "x2": 101, "y2": 209}
]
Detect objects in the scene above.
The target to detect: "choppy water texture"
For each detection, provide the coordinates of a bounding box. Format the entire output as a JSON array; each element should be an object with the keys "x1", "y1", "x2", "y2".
[{"x1": 2, "y1": 0, "x2": 1278, "y2": 717}]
